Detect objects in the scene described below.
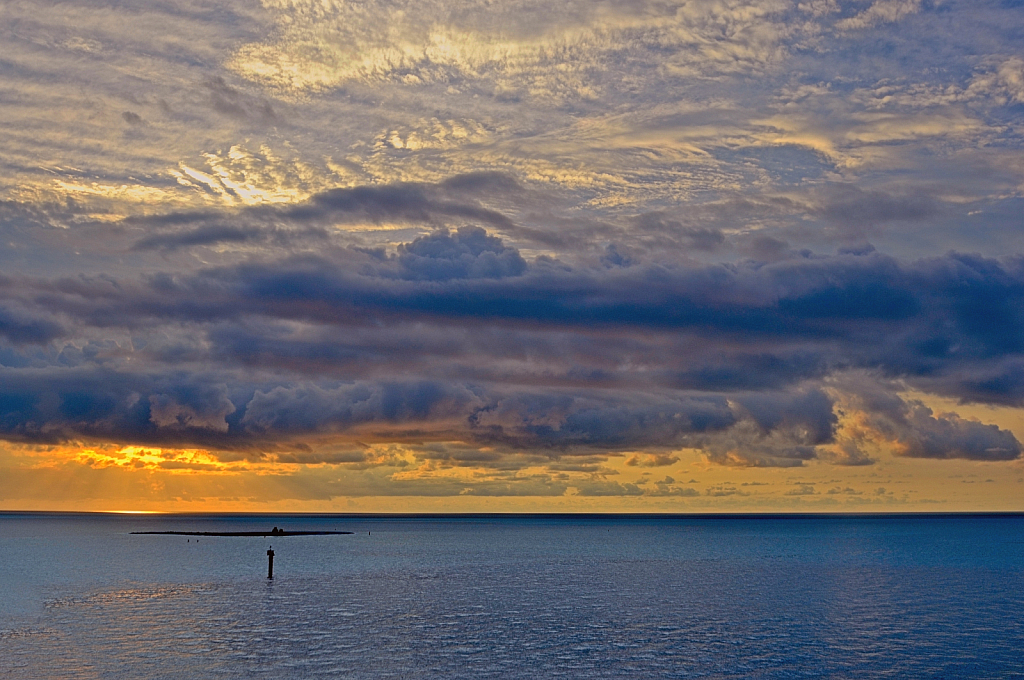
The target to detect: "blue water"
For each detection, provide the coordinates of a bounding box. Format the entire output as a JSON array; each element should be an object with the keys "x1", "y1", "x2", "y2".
[{"x1": 2, "y1": 513, "x2": 1023, "y2": 678}]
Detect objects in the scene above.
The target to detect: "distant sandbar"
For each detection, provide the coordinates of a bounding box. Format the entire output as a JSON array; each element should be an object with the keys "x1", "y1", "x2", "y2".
[{"x1": 131, "y1": 530, "x2": 353, "y2": 536}]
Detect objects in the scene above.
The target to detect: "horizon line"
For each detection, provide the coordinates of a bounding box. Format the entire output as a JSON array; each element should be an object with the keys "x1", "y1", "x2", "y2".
[{"x1": 2, "y1": 510, "x2": 1023, "y2": 519}]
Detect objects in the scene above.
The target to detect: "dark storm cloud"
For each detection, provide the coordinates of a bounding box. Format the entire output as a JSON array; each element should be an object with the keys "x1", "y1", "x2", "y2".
[
  {"x1": 17, "y1": 244, "x2": 1024, "y2": 383},
  {"x1": 2, "y1": 225, "x2": 1024, "y2": 462},
  {"x1": 13, "y1": 235, "x2": 1024, "y2": 377},
  {"x1": 669, "y1": 351, "x2": 828, "y2": 391},
  {"x1": 0, "y1": 305, "x2": 64, "y2": 343},
  {"x1": 209, "y1": 248, "x2": 888, "y2": 336},
  {"x1": 0, "y1": 362, "x2": 764, "y2": 457},
  {"x1": 0, "y1": 367, "x2": 245, "y2": 449},
  {"x1": 240, "y1": 381, "x2": 481, "y2": 435},
  {"x1": 174, "y1": 246, "x2": 1016, "y2": 395},
  {"x1": 950, "y1": 362, "x2": 1024, "y2": 406},
  {"x1": 236, "y1": 380, "x2": 745, "y2": 454},
  {"x1": 467, "y1": 391, "x2": 737, "y2": 451},
  {"x1": 734, "y1": 389, "x2": 837, "y2": 445}
]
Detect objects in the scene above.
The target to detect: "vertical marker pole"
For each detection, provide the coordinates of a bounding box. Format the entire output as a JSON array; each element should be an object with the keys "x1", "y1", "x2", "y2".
[{"x1": 267, "y1": 546, "x2": 275, "y2": 579}]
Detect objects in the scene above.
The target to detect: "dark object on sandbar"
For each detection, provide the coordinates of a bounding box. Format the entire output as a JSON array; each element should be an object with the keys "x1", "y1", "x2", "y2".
[
  {"x1": 267, "y1": 546, "x2": 275, "y2": 579},
  {"x1": 131, "y1": 530, "x2": 353, "y2": 536}
]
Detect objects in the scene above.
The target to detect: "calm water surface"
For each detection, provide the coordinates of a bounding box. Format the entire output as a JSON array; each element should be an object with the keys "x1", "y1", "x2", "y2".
[{"x1": 2, "y1": 513, "x2": 1023, "y2": 678}]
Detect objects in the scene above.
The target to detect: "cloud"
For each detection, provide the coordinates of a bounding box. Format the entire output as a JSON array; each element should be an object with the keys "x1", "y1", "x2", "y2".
[
  {"x1": 819, "y1": 439, "x2": 875, "y2": 466},
  {"x1": 826, "y1": 486, "x2": 862, "y2": 495},
  {"x1": 459, "y1": 478, "x2": 570, "y2": 496},
  {"x1": 0, "y1": 306, "x2": 65, "y2": 344},
  {"x1": 899, "y1": 405, "x2": 1021, "y2": 461},
  {"x1": 300, "y1": 184, "x2": 515, "y2": 230},
  {"x1": 992, "y1": 57, "x2": 1024, "y2": 104},
  {"x1": 835, "y1": 0, "x2": 923, "y2": 32},
  {"x1": 814, "y1": 185, "x2": 939, "y2": 229},
  {"x1": 573, "y1": 480, "x2": 644, "y2": 497},
  {"x1": 227, "y1": 0, "x2": 802, "y2": 99},
  {"x1": 705, "y1": 484, "x2": 744, "y2": 497},
  {"x1": 274, "y1": 450, "x2": 372, "y2": 465},
  {"x1": 240, "y1": 381, "x2": 481, "y2": 436},
  {"x1": 468, "y1": 391, "x2": 736, "y2": 451},
  {"x1": 825, "y1": 379, "x2": 1022, "y2": 462},
  {"x1": 0, "y1": 368, "x2": 251, "y2": 449},
  {"x1": 131, "y1": 222, "x2": 332, "y2": 253},
  {"x1": 149, "y1": 388, "x2": 235, "y2": 433},
  {"x1": 396, "y1": 226, "x2": 527, "y2": 280},
  {"x1": 130, "y1": 177, "x2": 521, "y2": 252},
  {"x1": 734, "y1": 389, "x2": 837, "y2": 445},
  {"x1": 785, "y1": 483, "x2": 817, "y2": 495},
  {"x1": 203, "y1": 76, "x2": 279, "y2": 123},
  {"x1": 703, "y1": 422, "x2": 821, "y2": 467},
  {"x1": 631, "y1": 212, "x2": 727, "y2": 252},
  {"x1": 3, "y1": 224, "x2": 1024, "y2": 468},
  {"x1": 5, "y1": 0, "x2": 1024, "y2": 507},
  {"x1": 625, "y1": 453, "x2": 681, "y2": 467},
  {"x1": 643, "y1": 481, "x2": 700, "y2": 497}
]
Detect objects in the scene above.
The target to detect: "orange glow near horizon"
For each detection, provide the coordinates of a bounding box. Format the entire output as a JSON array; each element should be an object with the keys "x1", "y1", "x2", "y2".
[
  {"x1": 2, "y1": 435, "x2": 1022, "y2": 514},
  {"x1": 101, "y1": 510, "x2": 167, "y2": 514}
]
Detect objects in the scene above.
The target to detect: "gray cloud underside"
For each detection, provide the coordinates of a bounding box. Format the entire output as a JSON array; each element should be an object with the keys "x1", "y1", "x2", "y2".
[
  {"x1": 128, "y1": 175, "x2": 522, "y2": 252},
  {"x1": 0, "y1": 209, "x2": 1022, "y2": 464}
]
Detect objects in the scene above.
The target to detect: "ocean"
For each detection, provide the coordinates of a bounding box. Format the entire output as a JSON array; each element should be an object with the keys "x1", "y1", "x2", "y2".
[{"x1": 2, "y1": 513, "x2": 1022, "y2": 678}]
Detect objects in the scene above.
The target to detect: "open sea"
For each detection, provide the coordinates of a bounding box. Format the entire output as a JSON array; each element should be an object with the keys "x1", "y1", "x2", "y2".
[{"x1": 2, "y1": 513, "x2": 1023, "y2": 678}]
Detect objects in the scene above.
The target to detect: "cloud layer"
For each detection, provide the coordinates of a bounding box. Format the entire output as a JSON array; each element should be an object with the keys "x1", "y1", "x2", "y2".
[
  {"x1": 1, "y1": 210, "x2": 1022, "y2": 470},
  {"x1": 1, "y1": 0, "x2": 1023, "y2": 505}
]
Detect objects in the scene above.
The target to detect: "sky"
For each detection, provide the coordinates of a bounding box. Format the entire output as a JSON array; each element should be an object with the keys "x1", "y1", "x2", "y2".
[{"x1": 2, "y1": 0, "x2": 1024, "y2": 512}]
